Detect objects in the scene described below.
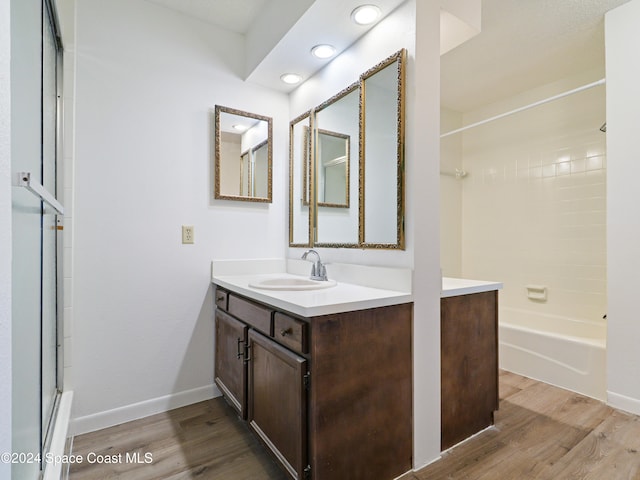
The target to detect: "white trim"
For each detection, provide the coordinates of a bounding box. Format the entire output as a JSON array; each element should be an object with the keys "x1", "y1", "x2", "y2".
[
  {"x1": 70, "y1": 384, "x2": 220, "y2": 436},
  {"x1": 409, "y1": 453, "x2": 442, "y2": 476},
  {"x1": 42, "y1": 391, "x2": 73, "y2": 480},
  {"x1": 607, "y1": 390, "x2": 640, "y2": 416}
]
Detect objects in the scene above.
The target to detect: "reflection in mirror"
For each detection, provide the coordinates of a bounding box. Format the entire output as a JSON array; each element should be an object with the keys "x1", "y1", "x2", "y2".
[
  {"x1": 317, "y1": 130, "x2": 349, "y2": 207},
  {"x1": 215, "y1": 105, "x2": 272, "y2": 202},
  {"x1": 252, "y1": 140, "x2": 269, "y2": 198},
  {"x1": 240, "y1": 151, "x2": 250, "y2": 195},
  {"x1": 290, "y1": 112, "x2": 312, "y2": 246},
  {"x1": 314, "y1": 83, "x2": 360, "y2": 246},
  {"x1": 361, "y1": 49, "x2": 405, "y2": 248},
  {"x1": 288, "y1": 48, "x2": 406, "y2": 249}
]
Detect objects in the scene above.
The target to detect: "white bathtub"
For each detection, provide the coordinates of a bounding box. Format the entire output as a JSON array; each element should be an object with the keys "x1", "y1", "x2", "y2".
[{"x1": 499, "y1": 307, "x2": 606, "y2": 400}]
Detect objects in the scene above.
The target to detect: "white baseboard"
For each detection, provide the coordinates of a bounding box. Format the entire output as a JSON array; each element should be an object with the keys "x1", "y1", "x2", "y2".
[
  {"x1": 70, "y1": 384, "x2": 221, "y2": 436},
  {"x1": 43, "y1": 391, "x2": 74, "y2": 480},
  {"x1": 607, "y1": 390, "x2": 640, "y2": 416}
]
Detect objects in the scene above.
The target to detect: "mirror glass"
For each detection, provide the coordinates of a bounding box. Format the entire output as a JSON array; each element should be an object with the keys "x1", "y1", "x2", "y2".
[
  {"x1": 288, "y1": 49, "x2": 405, "y2": 249},
  {"x1": 317, "y1": 130, "x2": 349, "y2": 206},
  {"x1": 290, "y1": 112, "x2": 312, "y2": 246},
  {"x1": 215, "y1": 106, "x2": 272, "y2": 202},
  {"x1": 315, "y1": 83, "x2": 359, "y2": 246},
  {"x1": 361, "y1": 51, "x2": 405, "y2": 248}
]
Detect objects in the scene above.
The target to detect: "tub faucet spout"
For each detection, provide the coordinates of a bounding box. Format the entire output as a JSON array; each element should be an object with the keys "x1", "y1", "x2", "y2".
[{"x1": 301, "y1": 249, "x2": 328, "y2": 281}]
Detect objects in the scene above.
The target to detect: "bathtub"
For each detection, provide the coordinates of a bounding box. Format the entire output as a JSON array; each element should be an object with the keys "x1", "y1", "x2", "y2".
[{"x1": 498, "y1": 307, "x2": 606, "y2": 400}]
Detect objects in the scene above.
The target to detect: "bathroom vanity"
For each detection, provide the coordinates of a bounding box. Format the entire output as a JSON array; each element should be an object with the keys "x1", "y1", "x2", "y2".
[
  {"x1": 212, "y1": 260, "x2": 413, "y2": 480},
  {"x1": 440, "y1": 278, "x2": 503, "y2": 450}
]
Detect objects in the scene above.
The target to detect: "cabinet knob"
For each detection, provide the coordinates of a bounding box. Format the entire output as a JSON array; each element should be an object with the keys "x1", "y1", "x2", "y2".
[
  {"x1": 280, "y1": 328, "x2": 292, "y2": 337},
  {"x1": 216, "y1": 294, "x2": 225, "y2": 302}
]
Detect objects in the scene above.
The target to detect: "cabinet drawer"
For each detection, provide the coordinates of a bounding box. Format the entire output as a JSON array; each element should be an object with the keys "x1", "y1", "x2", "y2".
[
  {"x1": 274, "y1": 312, "x2": 308, "y2": 354},
  {"x1": 228, "y1": 294, "x2": 272, "y2": 335},
  {"x1": 214, "y1": 289, "x2": 228, "y2": 310}
]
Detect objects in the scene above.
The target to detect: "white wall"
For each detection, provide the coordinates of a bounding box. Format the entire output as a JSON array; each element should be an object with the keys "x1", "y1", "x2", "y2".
[
  {"x1": 605, "y1": 0, "x2": 640, "y2": 416},
  {"x1": 0, "y1": 0, "x2": 12, "y2": 475},
  {"x1": 413, "y1": 0, "x2": 442, "y2": 468},
  {"x1": 460, "y1": 75, "x2": 607, "y2": 324},
  {"x1": 70, "y1": 0, "x2": 289, "y2": 434}
]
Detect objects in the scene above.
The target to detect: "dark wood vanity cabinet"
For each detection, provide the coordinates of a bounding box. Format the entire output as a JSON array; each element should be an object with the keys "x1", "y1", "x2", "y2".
[
  {"x1": 214, "y1": 309, "x2": 248, "y2": 418},
  {"x1": 248, "y1": 329, "x2": 308, "y2": 479},
  {"x1": 440, "y1": 290, "x2": 499, "y2": 450},
  {"x1": 214, "y1": 286, "x2": 413, "y2": 480}
]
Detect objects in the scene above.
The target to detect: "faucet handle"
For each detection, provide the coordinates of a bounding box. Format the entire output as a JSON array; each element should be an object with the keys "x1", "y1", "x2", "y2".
[{"x1": 317, "y1": 263, "x2": 327, "y2": 281}]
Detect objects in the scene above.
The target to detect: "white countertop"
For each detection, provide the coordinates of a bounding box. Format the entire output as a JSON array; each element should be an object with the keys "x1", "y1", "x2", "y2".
[
  {"x1": 211, "y1": 260, "x2": 501, "y2": 315},
  {"x1": 213, "y1": 272, "x2": 413, "y2": 317},
  {"x1": 441, "y1": 277, "x2": 503, "y2": 298},
  {"x1": 211, "y1": 259, "x2": 413, "y2": 317}
]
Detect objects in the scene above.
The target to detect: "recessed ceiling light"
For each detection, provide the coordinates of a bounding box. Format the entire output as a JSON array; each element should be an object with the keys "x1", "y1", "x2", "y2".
[
  {"x1": 232, "y1": 124, "x2": 247, "y2": 132},
  {"x1": 311, "y1": 44, "x2": 336, "y2": 59},
  {"x1": 351, "y1": 4, "x2": 381, "y2": 25},
  {"x1": 280, "y1": 73, "x2": 302, "y2": 85}
]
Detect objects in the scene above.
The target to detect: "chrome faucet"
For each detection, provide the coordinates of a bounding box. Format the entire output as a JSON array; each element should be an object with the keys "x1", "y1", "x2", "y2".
[{"x1": 301, "y1": 249, "x2": 328, "y2": 281}]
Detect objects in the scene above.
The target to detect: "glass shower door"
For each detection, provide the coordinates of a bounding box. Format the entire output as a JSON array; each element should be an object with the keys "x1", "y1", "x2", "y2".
[
  {"x1": 11, "y1": 0, "x2": 47, "y2": 477},
  {"x1": 11, "y1": 1, "x2": 62, "y2": 477},
  {"x1": 41, "y1": 0, "x2": 61, "y2": 449}
]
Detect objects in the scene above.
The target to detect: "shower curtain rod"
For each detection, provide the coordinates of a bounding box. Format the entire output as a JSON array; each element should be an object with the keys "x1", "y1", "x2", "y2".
[{"x1": 440, "y1": 78, "x2": 606, "y2": 138}]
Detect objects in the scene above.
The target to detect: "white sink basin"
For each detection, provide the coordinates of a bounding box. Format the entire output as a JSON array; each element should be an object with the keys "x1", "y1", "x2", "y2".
[{"x1": 249, "y1": 277, "x2": 337, "y2": 291}]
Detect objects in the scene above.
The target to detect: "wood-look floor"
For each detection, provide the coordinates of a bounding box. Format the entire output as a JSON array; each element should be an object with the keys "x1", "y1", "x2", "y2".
[
  {"x1": 69, "y1": 398, "x2": 288, "y2": 480},
  {"x1": 403, "y1": 371, "x2": 640, "y2": 480},
  {"x1": 69, "y1": 371, "x2": 640, "y2": 480}
]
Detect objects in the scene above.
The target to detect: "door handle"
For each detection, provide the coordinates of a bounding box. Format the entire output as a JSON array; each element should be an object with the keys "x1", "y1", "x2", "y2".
[{"x1": 237, "y1": 338, "x2": 245, "y2": 359}]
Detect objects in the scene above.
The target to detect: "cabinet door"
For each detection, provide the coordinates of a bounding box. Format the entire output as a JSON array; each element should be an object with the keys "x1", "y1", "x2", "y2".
[
  {"x1": 248, "y1": 330, "x2": 308, "y2": 480},
  {"x1": 441, "y1": 291, "x2": 498, "y2": 450},
  {"x1": 215, "y1": 309, "x2": 248, "y2": 418}
]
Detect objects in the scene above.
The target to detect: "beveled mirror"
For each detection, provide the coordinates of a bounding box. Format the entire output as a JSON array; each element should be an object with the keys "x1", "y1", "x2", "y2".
[{"x1": 215, "y1": 105, "x2": 272, "y2": 202}]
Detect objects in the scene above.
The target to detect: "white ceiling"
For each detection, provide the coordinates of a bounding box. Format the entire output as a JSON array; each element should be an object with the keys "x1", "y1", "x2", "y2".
[
  {"x1": 144, "y1": 0, "x2": 406, "y2": 92},
  {"x1": 144, "y1": 0, "x2": 632, "y2": 109},
  {"x1": 442, "y1": 0, "x2": 632, "y2": 113},
  {"x1": 144, "y1": 0, "x2": 270, "y2": 34},
  {"x1": 245, "y1": 0, "x2": 406, "y2": 92}
]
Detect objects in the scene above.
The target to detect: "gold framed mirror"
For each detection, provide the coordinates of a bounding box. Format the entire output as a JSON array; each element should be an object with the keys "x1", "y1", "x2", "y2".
[
  {"x1": 360, "y1": 49, "x2": 406, "y2": 249},
  {"x1": 288, "y1": 48, "x2": 405, "y2": 249},
  {"x1": 214, "y1": 105, "x2": 272, "y2": 202}
]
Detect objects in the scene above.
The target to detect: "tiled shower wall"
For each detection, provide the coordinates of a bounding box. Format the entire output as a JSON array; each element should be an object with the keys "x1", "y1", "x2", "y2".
[{"x1": 456, "y1": 85, "x2": 607, "y2": 324}]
